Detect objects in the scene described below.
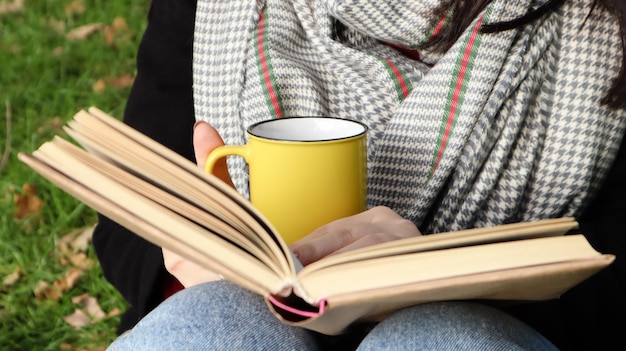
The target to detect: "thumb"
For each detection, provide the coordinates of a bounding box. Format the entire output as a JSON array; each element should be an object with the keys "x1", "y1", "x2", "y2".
[{"x1": 193, "y1": 121, "x2": 234, "y2": 187}]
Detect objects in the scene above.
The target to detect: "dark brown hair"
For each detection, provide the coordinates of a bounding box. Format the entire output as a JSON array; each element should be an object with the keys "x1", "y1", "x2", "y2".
[{"x1": 426, "y1": 0, "x2": 626, "y2": 109}]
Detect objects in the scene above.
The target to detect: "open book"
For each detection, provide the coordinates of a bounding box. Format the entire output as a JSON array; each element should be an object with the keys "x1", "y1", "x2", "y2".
[{"x1": 19, "y1": 107, "x2": 614, "y2": 335}]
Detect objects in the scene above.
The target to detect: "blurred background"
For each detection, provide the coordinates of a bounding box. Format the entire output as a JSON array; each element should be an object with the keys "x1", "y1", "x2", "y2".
[{"x1": 1, "y1": 0, "x2": 149, "y2": 349}]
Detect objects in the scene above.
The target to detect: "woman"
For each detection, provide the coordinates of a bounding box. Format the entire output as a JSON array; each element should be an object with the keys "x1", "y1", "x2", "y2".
[{"x1": 97, "y1": 0, "x2": 626, "y2": 349}]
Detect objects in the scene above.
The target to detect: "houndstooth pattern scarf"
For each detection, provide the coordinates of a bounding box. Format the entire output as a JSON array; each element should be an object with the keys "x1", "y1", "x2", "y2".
[{"x1": 192, "y1": 0, "x2": 626, "y2": 233}]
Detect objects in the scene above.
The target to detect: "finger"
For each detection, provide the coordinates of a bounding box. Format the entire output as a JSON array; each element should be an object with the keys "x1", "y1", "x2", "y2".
[
  {"x1": 294, "y1": 209, "x2": 372, "y2": 246},
  {"x1": 291, "y1": 215, "x2": 369, "y2": 266},
  {"x1": 330, "y1": 232, "x2": 393, "y2": 256},
  {"x1": 193, "y1": 121, "x2": 234, "y2": 187}
]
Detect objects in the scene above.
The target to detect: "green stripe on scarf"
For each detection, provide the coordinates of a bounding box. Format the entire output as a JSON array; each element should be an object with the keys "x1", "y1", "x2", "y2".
[
  {"x1": 256, "y1": 5, "x2": 285, "y2": 119},
  {"x1": 378, "y1": 57, "x2": 414, "y2": 101},
  {"x1": 429, "y1": 7, "x2": 492, "y2": 179}
]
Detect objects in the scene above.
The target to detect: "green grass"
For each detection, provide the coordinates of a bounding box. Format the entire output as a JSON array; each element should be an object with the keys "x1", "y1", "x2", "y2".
[{"x1": 1, "y1": 0, "x2": 149, "y2": 349}]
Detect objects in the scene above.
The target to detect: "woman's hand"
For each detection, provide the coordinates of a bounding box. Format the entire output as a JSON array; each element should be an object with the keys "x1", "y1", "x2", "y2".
[
  {"x1": 162, "y1": 121, "x2": 233, "y2": 287},
  {"x1": 290, "y1": 206, "x2": 422, "y2": 266}
]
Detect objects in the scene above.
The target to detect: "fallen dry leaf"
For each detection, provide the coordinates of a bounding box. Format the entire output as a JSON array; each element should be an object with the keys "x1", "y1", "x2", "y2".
[
  {"x1": 52, "y1": 46, "x2": 64, "y2": 57},
  {"x1": 107, "y1": 307, "x2": 121, "y2": 318},
  {"x1": 35, "y1": 116, "x2": 65, "y2": 138},
  {"x1": 56, "y1": 251, "x2": 93, "y2": 270},
  {"x1": 34, "y1": 280, "x2": 61, "y2": 300},
  {"x1": 2, "y1": 266, "x2": 22, "y2": 286},
  {"x1": 64, "y1": 0, "x2": 86, "y2": 17},
  {"x1": 63, "y1": 309, "x2": 90, "y2": 329},
  {"x1": 111, "y1": 16, "x2": 129, "y2": 32},
  {"x1": 13, "y1": 184, "x2": 43, "y2": 219},
  {"x1": 91, "y1": 79, "x2": 106, "y2": 93},
  {"x1": 58, "y1": 268, "x2": 83, "y2": 290},
  {"x1": 64, "y1": 293, "x2": 107, "y2": 329},
  {"x1": 47, "y1": 17, "x2": 66, "y2": 35},
  {"x1": 33, "y1": 268, "x2": 83, "y2": 301},
  {"x1": 110, "y1": 74, "x2": 135, "y2": 88},
  {"x1": 0, "y1": 0, "x2": 23, "y2": 15},
  {"x1": 103, "y1": 26, "x2": 116, "y2": 47},
  {"x1": 103, "y1": 16, "x2": 131, "y2": 48},
  {"x1": 65, "y1": 252, "x2": 93, "y2": 270},
  {"x1": 92, "y1": 74, "x2": 135, "y2": 93},
  {"x1": 72, "y1": 293, "x2": 106, "y2": 320},
  {"x1": 58, "y1": 226, "x2": 94, "y2": 253},
  {"x1": 66, "y1": 23, "x2": 104, "y2": 41}
]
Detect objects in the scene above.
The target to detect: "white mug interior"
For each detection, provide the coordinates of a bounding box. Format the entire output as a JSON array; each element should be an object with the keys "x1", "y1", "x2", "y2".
[{"x1": 248, "y1": 117, "x2": 367, "y2": 141}]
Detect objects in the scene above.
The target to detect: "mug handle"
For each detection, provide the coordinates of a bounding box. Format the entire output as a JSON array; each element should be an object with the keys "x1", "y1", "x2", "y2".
[{"x1": 204, "y1": 145, "x2": 250, "y2": 175}]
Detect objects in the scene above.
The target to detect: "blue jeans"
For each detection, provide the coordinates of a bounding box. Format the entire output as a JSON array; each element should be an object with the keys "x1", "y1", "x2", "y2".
[{"x1": 108, "y1": 281, "x2": 557, "y2": 351}]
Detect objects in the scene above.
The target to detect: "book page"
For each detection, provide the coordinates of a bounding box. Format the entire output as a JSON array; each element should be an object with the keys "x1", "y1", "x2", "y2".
[
  {"x1": 302, "y1": 217, "x2": 578, "y2": 273},
  {"x1": 297, "y1": 234, "x2": 602, "y2": 302}
]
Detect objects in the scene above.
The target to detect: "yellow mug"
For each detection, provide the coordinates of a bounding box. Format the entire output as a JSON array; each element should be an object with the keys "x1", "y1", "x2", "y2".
[{"x1": 205, "y1": 117, "x2": 368, "y2": 244}]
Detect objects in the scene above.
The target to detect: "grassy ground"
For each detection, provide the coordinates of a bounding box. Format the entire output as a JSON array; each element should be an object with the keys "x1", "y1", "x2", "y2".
[{"x1": 1, "y1": 0, "x2": 149, "y2": 349}]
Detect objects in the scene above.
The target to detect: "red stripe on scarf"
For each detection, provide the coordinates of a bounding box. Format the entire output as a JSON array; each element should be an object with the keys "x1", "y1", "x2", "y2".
[{"x1": 257, "y1": 10, "x2": 284, "y2": 118}]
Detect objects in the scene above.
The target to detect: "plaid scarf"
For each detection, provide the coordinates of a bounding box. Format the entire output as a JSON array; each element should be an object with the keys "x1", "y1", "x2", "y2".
[{"x1": 192, "y1": 0, "x2": 626, "y2": 233}]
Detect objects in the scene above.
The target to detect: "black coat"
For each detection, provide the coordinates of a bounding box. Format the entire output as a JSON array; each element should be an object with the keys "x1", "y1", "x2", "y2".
[
  {"x1": 92, "y1": 0, "x2": 197, "y2": 333},
  {"x1": 92, "y1": 0, "x2": 626, "y2": 349}
]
